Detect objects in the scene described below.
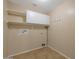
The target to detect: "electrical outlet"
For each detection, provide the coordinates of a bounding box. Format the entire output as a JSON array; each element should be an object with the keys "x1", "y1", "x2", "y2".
[{"x1": 42, "y1": 43, "x2": 45, "y2": 46}]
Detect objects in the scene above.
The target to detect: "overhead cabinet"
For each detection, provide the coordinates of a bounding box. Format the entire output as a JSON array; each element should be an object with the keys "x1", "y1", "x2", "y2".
[{"x1": 26, "y1": 10, "x2": 50, "y2": 26}]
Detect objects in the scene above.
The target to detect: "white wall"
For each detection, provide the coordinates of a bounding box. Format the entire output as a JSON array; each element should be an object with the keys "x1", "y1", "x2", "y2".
[
  {"x1": 7, "y1": 11, "x2": 47, "y2": 56},
  {"x1": 8, "y1": 23, "x2": 47, "y2": 56},
  {"x1": 5, "y1": 1, "x2": 48, "y2": 57},
  {"x1": 48, "y1": 0, "x2": 75, "y2": 59}
]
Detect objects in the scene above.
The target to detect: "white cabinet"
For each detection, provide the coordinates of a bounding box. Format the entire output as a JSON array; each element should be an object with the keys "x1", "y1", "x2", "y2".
[{"x1": 26, "y1": 10, "x2": 49, "y2": 26}]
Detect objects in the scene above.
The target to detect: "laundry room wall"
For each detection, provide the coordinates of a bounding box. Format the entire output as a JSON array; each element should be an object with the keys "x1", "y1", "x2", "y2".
[
  {"x1": 6, "y1": 2, "x2": 47, "y2": 56},
  {"x1": 7, "y1": 24, "x2": 47, "y2": 56},
  {"x1": 48, "y1": 0, "x2": 75, "y2": 59}
]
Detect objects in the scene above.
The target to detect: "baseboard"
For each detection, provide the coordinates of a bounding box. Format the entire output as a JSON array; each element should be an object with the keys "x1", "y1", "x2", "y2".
[
  {"x1": 8, "y1": 47, "x2": 43, "y2": 58},
  {"x1": 48, "y1": 45, "x2": 71, "y2": 59},
  {"x1": 7, "y1": 46, "x2": 70, "y2": 59}
]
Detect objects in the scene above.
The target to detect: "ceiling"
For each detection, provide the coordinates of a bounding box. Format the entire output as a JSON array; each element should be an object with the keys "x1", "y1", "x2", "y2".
[{"x1": 7, "y1": 0, "x2": 65, "y2": 14}]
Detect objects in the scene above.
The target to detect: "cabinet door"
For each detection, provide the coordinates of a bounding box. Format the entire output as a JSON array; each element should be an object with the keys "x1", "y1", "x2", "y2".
[{"x1": 27, "y1": 10, "x2": 49, "y2": 25}]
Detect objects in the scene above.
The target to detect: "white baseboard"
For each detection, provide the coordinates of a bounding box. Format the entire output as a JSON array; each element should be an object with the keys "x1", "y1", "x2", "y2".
[
  {"x1": 7, "y1": 46, "x2": 70, "y2": 59},
  {"x1": 48, "y1": 45, "x2": 71, "y2": 59},
  {"x1": 8, "y1": 47, "x2": 43, "y2": 58}
]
